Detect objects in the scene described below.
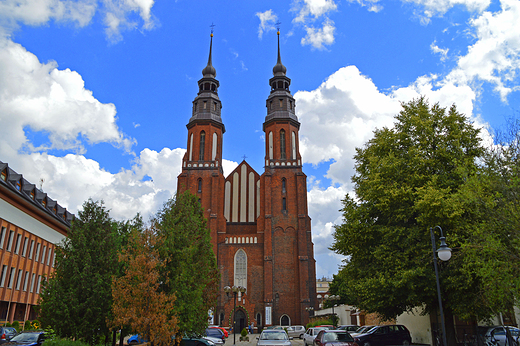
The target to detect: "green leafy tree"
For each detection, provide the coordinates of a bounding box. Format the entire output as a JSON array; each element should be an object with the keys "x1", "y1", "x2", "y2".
[
  {"x1": 39, "y1": 199, "x2": 120, "y2": 345},
  {"x1": 330, "y1": 98, "x2": 492, "y2": 345},
  {"x1": 154, "y1": 190, "x2": 219, "y2": 337}
]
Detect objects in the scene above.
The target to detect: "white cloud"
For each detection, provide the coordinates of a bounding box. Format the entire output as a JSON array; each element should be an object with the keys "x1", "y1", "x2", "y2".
[
  {"x1": 431, "y1": 41, "x2": 449, "y2": 61},
  {"x1": 445, "y1": 0, "x2": 520, "y2": 101},
  {"x1": 345, "y1": 0, "x2": 383, "y2": 12},
  {"x1": 292, "y1": 0, "x2": 338, "y2": 24},
  {"x1": 256, "y1": 9, "x2": 277, "y2": 39},
  {"x1": 301, "y1": 19, "x2": 336, "y2": 50},
  {"x1": 0, "y1": 37, "x2": 135, "y2": 154},
  {"x1": 101, "y1": 0, "x2": 156, "y2": 43},
  {"x1": 406, "y1": 0, "x2": 490, "y2": 20}
]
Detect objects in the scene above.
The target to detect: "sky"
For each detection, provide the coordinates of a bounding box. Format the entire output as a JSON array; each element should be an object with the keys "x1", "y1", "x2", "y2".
[{"x1": 1, "y1": 0, "x2": 519, "y2": 280}]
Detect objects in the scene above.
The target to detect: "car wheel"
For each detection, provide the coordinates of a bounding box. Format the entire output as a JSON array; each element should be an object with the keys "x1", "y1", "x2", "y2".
[
  {"x1": 403, "y1": 340, "x2": 410, "y2": 346},
  {"x1": 300, "y1": 334, "x2": 304, "y2": 339}
]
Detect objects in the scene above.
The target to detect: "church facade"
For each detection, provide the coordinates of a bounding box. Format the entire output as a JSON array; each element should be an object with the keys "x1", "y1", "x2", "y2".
[{"x1": 177, "y1": 32, "x2": 317, "y2": 331}]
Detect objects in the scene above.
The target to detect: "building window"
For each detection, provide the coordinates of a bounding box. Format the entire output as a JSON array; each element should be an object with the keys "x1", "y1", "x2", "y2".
[
  {"x1": 280, "y1": 130, "x2": 286, "y2": 160},
  {"x1": 279, "y1": 99, "x2": 283, "y2": 108},
  {"x1": 15, "y1": 180, "x2": 21, "y2": 191},
  {"x1": 270, "y1": 101, "x2": 273, "y2": 110},
  {"x1": 282, "y1": 178, "x2": 286, "y2": 194},
  {"x1": 35, "y1": 243, "x2": 41, "y2": 262},
  {"x1": 47, "y1": 249, "x2": 53, "y2": 266},
  {"x1": 22, "y1": 237, "x2": 28, "y2": 257},
  {"x1": 29, "y1": 240, "x2": 34, "y2": 259},
  {"x1": 0, "y1": 265, "x2": 7, "y2": 287},
  {"x1": 36, "y1": 275, "x2": 42, "y2": 294},
  {"x1": 213, "y1": 102, "x2": 217, "y2": 111},
  {"x1": 0, "y1": 170, "x2": 6, "y2": 181},
  {"x1": 15, "y1": 269, "x2": 22, "y2": 290},
  {"x1": 234, "y1": 249, "x2": 247, "y2": 289},
  {"x1": 30, "y1": 273, "x2": 35, "y2": 293},
  {"x1": 199, "y1": 131, "x2": 206, "y2": 161},
  {"x1": 0, "y1": 227, "x2": 5, "y2": 249},
  {"x1": 282, "y1": 197, "x2": 287, "y2": 211},
  {"x1": 289, "y1": 100, "x2": 293, "y2": 110},
  {"x1": 198, "y1": 179, "x2": 202, "y2": 193},
  {"x1": 7, "y1": 267, "x2": 15, "y2": 289},
  {"x1": 41, "y1": 246, "x2": 46, "y2": 263},
  {"x1": 203, "y1": 101, "x2": 207, "y2": 109},
  {"x1": 23, "y1": 271, "x2": 29, "y2": 291},
  {"x1": 14, "y1": 234, "x2": 21, "y2": 254},
  {"x1": 6, "y1": 231, "x2": 14, "y2": 252}
]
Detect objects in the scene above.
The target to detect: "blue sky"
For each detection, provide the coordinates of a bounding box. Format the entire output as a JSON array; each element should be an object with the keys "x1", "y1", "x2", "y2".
[{"x1": 1, "y1": 0, "x2": 519, "y2": 279}]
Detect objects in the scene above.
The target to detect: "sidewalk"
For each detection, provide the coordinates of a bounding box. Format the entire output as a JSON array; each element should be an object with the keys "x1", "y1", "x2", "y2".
[{"x1": 226, "y1": 333, "x2": 305, "y2": 346}]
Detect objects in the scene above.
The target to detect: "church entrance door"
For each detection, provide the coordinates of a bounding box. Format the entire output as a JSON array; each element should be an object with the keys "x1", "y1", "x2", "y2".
[{"x1": 235, "y1": 310, "x2": 246, "y2": 333}]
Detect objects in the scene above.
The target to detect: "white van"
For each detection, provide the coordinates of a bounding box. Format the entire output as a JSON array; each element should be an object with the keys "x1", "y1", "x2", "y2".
[{"x1": 287, "y1": 325, "x2": 306, "y2": 339}]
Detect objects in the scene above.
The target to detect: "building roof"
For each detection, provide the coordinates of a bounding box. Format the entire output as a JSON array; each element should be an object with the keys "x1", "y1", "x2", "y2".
[{"x1": 0, "y1": 161, "x2": 73, "y2": 227}]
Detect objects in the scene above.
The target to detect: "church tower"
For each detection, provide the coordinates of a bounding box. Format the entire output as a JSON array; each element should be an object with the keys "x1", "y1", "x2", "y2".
[
  {"x1": 260, "y1": 29, "x2": 316, "y2": 326},
  {"x1": 177, "y1": 29, "x2": 317, "y2": 330},
  {"x1": 177, "y1": 31, "x2": 226, "y2": 254}
]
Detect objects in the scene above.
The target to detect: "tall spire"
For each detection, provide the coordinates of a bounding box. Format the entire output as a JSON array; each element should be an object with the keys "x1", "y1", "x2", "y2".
[
  {"x1": 273, "y1": 25, "x2": 287, "y2": 76},
  {"x1": 202, "y1": 26, "x2": 216, "y2": 78}
]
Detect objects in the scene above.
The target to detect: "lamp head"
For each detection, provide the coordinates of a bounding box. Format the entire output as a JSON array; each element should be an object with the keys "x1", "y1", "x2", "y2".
[{"x1": 437, "y1": 236, "x2": 452, "y2": 261}]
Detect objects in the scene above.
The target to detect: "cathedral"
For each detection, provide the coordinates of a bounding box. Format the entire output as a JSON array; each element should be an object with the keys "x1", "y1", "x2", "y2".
[{"x1": 176, "y1": 31, "x2": 317, "y2": 331}]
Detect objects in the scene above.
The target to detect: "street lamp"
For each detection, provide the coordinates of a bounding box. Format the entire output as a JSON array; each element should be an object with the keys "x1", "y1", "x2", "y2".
[
  {"x1": 305, "y1": 306, "x2": 314, "y2": 315},
  {"x1": 430, "y1": 226, "x2": 452, "y2": 346},
  {"x1": 326, "y1": 295, "x2": 340, "y2": 328},
  {"x1": 224, "y1": 285, "x2": 246, "y2": 346}
]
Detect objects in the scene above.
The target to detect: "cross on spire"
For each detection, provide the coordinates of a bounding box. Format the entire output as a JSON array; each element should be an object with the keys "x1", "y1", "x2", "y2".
[
  {"x1": 275, "y1": 21, "x2": 281, "y2": 32},
  {"x1": 210, "y1": 22, "x2": 216, "y2": 34}
]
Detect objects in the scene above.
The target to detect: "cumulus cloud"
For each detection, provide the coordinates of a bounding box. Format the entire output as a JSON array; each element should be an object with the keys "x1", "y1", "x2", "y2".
[
  {"x1": 292, "y1": 0, "x2": 338, "y2": 24},
  {"x1": 406, "y1": 0, "x2": 491, "y2": 23},
  {"x1": 0, "y1": 0, "x2": 156, "y2": 42},
  {"x1": 431, "y1": 41, "x2": 449, "y2": 61},
  {"x1": 0, "y1": 37, "x2": 135, "y2": 155},
  {"x1": 445, "y1": 0, "x2": 520, "y2": 101},
  {"x1": 256, "y1": 9, "x2": 277, "y2": 39},
  {"x1": 345, "y1": 0, "x2": 383, "y2": 12},
  {"x1": 301, "y1": 19, "x2": 336, "y2": 50}
]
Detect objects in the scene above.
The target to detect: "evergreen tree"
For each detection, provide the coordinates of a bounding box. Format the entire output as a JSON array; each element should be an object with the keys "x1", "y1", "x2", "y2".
[
  {"x1": 330, "y1": 98, "x2": 492, "y2": 345},
  {"x1": 39, "y1": 199, "x2": 119, "y2": 345},
  {"x1": 154, "y1": 190, "x2": 219, "y2": 337}
]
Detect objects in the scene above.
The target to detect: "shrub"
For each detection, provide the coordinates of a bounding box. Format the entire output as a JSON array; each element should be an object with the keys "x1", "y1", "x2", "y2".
[
  {"x1": 241, "y1": 328, "x2": 248, "y2": 337},
  {"x1": 24, "y1": 321, "x2": 32, "y2": 331},
  {"x1": 11, "y1": 321, "x2": 20, "y2": 331}
]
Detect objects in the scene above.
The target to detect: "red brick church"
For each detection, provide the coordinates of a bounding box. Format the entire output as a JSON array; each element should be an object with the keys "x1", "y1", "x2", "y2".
[{"x1": 177, "y1": 31, "x2": 317, "y2": 331}]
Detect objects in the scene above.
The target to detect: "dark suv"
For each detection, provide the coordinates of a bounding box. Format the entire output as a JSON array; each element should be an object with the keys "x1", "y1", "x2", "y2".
[
  {"x1": 0, "y1": 327, "x2": 18, "y2": 344},
  {"x1": 353, "y1": 325, "x2": 411, "y2": 346}
]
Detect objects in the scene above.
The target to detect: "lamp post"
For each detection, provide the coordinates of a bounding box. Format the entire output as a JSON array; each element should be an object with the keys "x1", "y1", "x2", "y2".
[
  {"x1": 305, "y1": 306, "x2": 314, "y2": 316},
  {"x1": 224, "y1": 285, "x2": 246, "y2": 346},
  {"x1": 326, "y1": 295, "x2": 340, "y2": 328},
  {"x1": 430, "y1": 226, "x2": 452, "y2": 346}
]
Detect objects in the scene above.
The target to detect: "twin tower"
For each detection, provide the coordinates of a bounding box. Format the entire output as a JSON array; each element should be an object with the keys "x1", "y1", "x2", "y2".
[{"x1": 176, "y1": 31, "x2": 317, "y2": 329}]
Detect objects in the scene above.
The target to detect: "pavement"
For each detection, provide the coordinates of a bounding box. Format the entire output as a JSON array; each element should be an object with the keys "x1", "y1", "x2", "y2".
[{"x1": 226, "y1": 333, "x2": 305, "y2": 346}]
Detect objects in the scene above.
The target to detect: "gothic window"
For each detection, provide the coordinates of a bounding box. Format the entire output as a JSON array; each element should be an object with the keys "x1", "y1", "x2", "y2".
[
  {"x1": 189, "y1": 133, "x2": 194, "y2": 161},
  {"x1": 199, "y1": 131, "x2": 205, "y2": 161},
  {"x1": 268, "y1": 132, "x2": 274, "y2": 160},
  {"x1": 291, "y1": 132, "x2": 297, "y2": 160},
  {"x1": 198, "y1": 179, "x2": 202, "y2": 193},
  {"x1": 234, "y1": 249, "x2": 247, "y2": 288},
  {"x1": 282, "y1": 197, "x2": 287, "y2": 211},
  {"x1": 280, "y1": 315, "x2": 290, "y2": 326},
  {"x1": 280, "y1": 129, "x2": 286, "y2": 160},
  {"x1": 256, "y1": 313, "x2": 262, "y2": 327},
  {"x1": 282, "y1": 178, "x2": 286, "y2": 194}
]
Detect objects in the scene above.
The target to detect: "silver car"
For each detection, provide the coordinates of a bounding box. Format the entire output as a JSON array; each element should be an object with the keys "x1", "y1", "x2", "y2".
[
  {"x1": 303, "y1": 328, "x2": 329, "y2": 346},
  {"x1": 257, "y1": 330, "x2": 292, "y2": 346}
]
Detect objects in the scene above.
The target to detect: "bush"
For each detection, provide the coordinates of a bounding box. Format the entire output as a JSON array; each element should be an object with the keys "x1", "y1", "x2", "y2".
[
  {"x1": 45, "y1": 338, "x2": 90, "y2": 346},
  {"x1": 24, "y1": 321, "x2": 32, "y2": 331},
  {"x1": 11, "y1": 321, "x2": 20, "y2": 332},
  {"x1": 241, "y1": 328, "x2": 248, "y2": 337}
]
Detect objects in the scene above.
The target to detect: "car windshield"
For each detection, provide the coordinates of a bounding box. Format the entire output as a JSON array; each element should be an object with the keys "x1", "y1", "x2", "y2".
[
  {"x1": 11, "y1": 334, "x2": 40, "y2": 343},
  {"x1": 323, "y1": 332, "x2": 354, "y2": 342},
  {"x1": 261, "y1": 331, "x2": 288, "y2": 340}
]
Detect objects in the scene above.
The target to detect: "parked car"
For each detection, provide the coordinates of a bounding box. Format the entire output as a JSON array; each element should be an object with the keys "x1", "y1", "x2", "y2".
[
  {"x1": 350, "y1": 326, "x2": 376, "y2": 337},
  {"x1": 4, "y1": 332, "x2": 45, "y2": 346},
  {"x1": 314, "y1": 330, "x2": 358, "y2": 346},
  {"x1": 256, "y1": 330, "x2": 292, "y2": 346},
  {"x1": 0, "y1": 327, "x2": 18, "y2": 344},
  {"x1": 202, "y1": 336, "x2": 223, "y2": 346},
  {"x1": 205, "y1": 329, "x2": 225, "y2": 343},
  {"x1": 209, "y1": 327, "x2": 228, "y2": 338},
  {"x1": 303, "y1": 328, "x2": 329, "y2": 346},
  {"x1": 181, "y1": 336, "x2": 216, "y2": 346},
  {"x1": 316, "y1": 326, "x2": 333, "y2": 330},
  {"x1": 286, "y1": 326, "x2": 306, "y2": 339},
  {"x1": 478, "y1": 326, "x2": 520, "y2": 346},
  {"x1": 353, "y1": 325, "x2": 411, "y2": 346},
  {"x1": 127, "y1": 335, "x2": 146, "y2": 345},
  {"x1": 338, "y1": 326, "x2": 359, "y2": 333}
]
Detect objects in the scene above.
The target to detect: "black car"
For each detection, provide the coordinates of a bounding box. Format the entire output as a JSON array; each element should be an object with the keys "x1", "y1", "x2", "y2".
[
  {"x1": 205, "y1": 329, "x2": 225, "y2": 343},
  {"x1": 353, "y1": 325, "x2": 411, "y2": 346},
  {"x1": 0, "y1": 328, "x2": 18, "y2": 344},
  {"x1": 4, "y1": 332, "x2": 45, "y2": 346}
]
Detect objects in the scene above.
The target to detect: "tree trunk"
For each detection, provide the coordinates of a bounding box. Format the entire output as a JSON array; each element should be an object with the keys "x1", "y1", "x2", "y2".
[{"x1": 444, "y1": 308, "x2": 458, "y2": 346}]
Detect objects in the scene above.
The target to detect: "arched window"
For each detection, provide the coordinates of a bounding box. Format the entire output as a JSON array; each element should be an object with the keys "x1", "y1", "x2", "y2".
[
  {"x1": 291, "y1": 132, "x2": 296, "y2": 160},
  {"x1": 199, "y1": 131, "x2": 205, "y2": 161},
  {"x1": 280, "y1": 130, "x2": 286, "y2": 160},
  {"x1": 268, "y1": 132, "x2": 274, "y2": 160},
  {"x1": 198, "y1": 179, "x2": 202, "y2": 193},
  {"x1": 282, "y1": 197, "x2": 287, "y2": 211},
  {"x1": 256, "y1": 313, "x2": 262, "y2": 327},
  {"x1": 282, "y1": 178, "x2": 286, "y2": 194},
  {"x1": 234, "y1": 249, "x2": 247, "y2": 288}
]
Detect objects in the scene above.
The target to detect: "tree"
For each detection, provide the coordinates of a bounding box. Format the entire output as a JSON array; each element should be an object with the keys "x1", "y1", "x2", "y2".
[
  {"x1": 330, "y1": 97, "x2": 494, "y2": 345},
  {"x1": 154, "y1": 190, "x2": 219, "y2": 337},
  {"x1": 111, "y1": 228, "x2": 177, "y2": 346},
  {"x1": 39, "y1": 199, "x2": 120, "y2": 345}
]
